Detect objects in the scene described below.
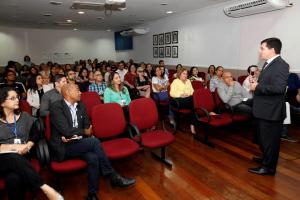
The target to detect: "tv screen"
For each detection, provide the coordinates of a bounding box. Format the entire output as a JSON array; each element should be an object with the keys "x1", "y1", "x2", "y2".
[{"x1": 114, "y1": 31, "x2": 133, "y2": 50}]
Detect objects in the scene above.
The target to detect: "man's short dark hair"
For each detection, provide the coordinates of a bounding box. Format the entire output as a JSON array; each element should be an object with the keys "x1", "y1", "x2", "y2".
[
  {"x1": 247, "y1": 65, "x2": 258, "y2": 74},
  {"x1": 261, "y1": 37, "x2": 282, "y2": 54},
  {"x1": 159, "y1": 60, "x2": 164, "y2": 64},
  {"x1": 53, "y1": 74, "x2": 66, "y2": 83}
]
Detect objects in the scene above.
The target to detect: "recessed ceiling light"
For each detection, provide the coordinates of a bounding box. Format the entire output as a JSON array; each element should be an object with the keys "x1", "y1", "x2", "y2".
[
  {"x1": 43, "y1": 13, "x2": 52, "y2": 17},
  {"x1": 66, "y1": 19, "x2": 72, "y2": 23},
  {"x1": 161, "y1": 3, "x2": 168, "y2": 6},
  {"x1": 50, "y1": 1, "x2": 62, "y2": 6},
  {"x1": 106, "y1": 29, "x2": 111, "y2": 32},
  {"x1": 73, "y1": 28, "x2": 78, "y2": 31},
  {"x1": 166, "y1": 11, "x2": 174, "y2": 14},
  {"x1": 78, "y1": 11, "x2": 85, "y2": 14}
]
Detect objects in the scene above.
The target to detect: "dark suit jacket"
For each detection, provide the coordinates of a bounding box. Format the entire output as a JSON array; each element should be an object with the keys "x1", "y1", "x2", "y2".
[
  {"x1": 253, "y1": 56, "x2": 289, "y2": 121},
  {"x1": 49, "y1": 99, "x2": 90, "y2": 161}
]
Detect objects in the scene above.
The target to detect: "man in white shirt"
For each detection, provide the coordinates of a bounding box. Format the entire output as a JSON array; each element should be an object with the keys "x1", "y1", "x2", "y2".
[{"x1": 116, "y1": 61, "x2": 128, "y2": 82}]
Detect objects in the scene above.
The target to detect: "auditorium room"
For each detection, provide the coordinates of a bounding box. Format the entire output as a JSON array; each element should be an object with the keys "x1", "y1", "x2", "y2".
[{"x1": 0, "y1": 0, "x2": 300, "y2": 199}]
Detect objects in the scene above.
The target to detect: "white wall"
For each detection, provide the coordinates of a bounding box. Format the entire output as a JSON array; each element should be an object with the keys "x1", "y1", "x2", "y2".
[
  {"x1": 0, "y1": 26, "x2": 116, "y2": 66},
  {"x1": 117, "y1": 1, "x2": 300, "y2": 72}
]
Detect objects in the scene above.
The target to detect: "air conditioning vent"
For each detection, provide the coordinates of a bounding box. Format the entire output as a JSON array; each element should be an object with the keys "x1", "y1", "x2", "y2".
[{"x1": 224, "y1": 0, "x2": 290, "y2": 18}]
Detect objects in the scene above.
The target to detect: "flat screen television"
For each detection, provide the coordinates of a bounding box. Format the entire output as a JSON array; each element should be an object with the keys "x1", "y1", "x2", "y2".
[{"x1": 114, "y1": 31, "x2": 133, "y2": 50}]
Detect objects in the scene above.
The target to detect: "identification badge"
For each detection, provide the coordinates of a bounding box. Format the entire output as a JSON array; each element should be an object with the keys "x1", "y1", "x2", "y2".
[{"x1": 14, "y1": 138, "x2": 21, "y2": 144}]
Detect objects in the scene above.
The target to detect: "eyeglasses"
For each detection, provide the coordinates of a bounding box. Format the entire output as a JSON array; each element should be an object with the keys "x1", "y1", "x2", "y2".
[{"x1": 6, "y1": 96, "x2": 20, "y2": 101}]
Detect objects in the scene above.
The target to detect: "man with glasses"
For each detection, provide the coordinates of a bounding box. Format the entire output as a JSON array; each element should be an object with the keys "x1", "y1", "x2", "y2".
[
  {"x1": 0, "y1": 70, "x2": 26, "y2": 100},
  {"x1": 88, "y1": 71, "x2": 107, "y2": 100}
]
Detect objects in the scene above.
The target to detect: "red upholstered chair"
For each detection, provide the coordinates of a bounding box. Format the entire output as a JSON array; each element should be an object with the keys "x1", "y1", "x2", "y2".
[
  {"x1": 238, "y1": 75, "x2": 248, "y2": 85},
  {"x1": 198, "y1": 72, "x2": 206, "y2": 80},
  {"x1": 191, "y1": 81, "x2": 204, "y2": 90},
  {"x1": 81, "y1": 92, "x2": 102, "y2": 120},
  {"x1": 193, "y1": 88, "x2": 232, "y2": 147},
  {"x1": 42, "y1": 114, "x2": 87, "y2": 175},
  {"x1": 129, "y1": 98, "x2": 175, "y2": 167},
  {"x1": 19, "y1": 100, "x2": 32, "y2": 116},
  {"x1": 214, "y1": 89, "x2": 251, "y2": 122},
  {"x1": 91, "y1": 103, "x2": 139, "y2": 160}
]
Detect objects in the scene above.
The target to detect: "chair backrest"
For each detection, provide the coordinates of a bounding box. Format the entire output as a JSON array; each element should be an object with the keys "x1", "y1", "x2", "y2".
[
  {"x1": 91, "y1": 103, "x2": 126, "y2": 139},
  {"x1": 191, "y1": 81, "x2": 204, "y2": 90},
  {"x1": 44, "y1": 114, "x2": 51, "y2": 141},
  {"x1": 20, "y1": 100, "x2": 32, "y2": 116},
  {"x1": 81, "y1": 92, "x2": 102, "y2": 119},
  {"x1": 238, "y1": 75, "x2": 248, "y2": 85},
  {"x1": 193, "y1": 88, "x2": 215, "y2": 113},
  {"x1": 129, "y1": 98, "x2": 158, "y2": 130}
]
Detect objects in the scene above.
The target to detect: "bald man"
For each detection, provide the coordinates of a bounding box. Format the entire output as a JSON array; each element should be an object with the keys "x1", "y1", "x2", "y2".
[
  {"x1": 49, "y1": 84, "x2": 135, "y2": 200},
  {"x1": 217, "y1": 72, "x2": 252, "y2": 116}
]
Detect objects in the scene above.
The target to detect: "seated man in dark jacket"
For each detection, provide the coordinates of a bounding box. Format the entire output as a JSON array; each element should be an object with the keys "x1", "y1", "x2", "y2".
[{"x1": 49, "y1": 83, "x2": 135, "y2": 200}]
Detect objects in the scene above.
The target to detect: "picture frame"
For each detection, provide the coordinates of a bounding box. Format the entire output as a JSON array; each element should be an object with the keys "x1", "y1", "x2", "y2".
[
  {"x1": 153, "y1": 35, "x2": 158, "y2": 46},
  {"x1": 172, "y1": 31, "x2": 178, "y2": 44},
  {"x1": 159, "y1": 47, "x2": 164, "y2": 58},
  {"x1": 159, "y1": 33, "x2": 164, "y2": 45},
  {"x1": 165, "y1": 46, "x2": 171, "y2": 57},
  {"x1": 172, "y1": 46, "x2": 178, "y2": 58},
  {"x1": 165, "y1": 32, "x2": 171, "y2": 44},
  {"x1": 153, "y1": 47, "x2": 158, "y2": 58}
]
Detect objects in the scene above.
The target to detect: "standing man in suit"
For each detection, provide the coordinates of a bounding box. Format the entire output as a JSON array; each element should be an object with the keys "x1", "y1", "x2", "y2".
[
  {"x1": 49, "y1": 83, "x2": 135, "y2": 200},
  {"x1": 249, "y1": 38, "x2": 289, "y2": 175}
]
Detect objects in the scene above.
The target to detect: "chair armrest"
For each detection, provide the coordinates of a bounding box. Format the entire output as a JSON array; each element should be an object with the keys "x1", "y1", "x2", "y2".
[
  {"x1": 36, "y1": 139, "x2": 50, "y2": 166},
  {"x1": 194, "y1": 107, "x2": 211, "y2": 122},
  {"x1": 127, "y1": 123, "x2": 141, "y2": 143}
]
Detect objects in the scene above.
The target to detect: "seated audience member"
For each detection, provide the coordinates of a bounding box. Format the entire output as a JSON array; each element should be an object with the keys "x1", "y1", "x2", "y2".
[
  {"x1": 50, "y1": 84, "x2": 135, "y2": 200},
  {"x1": 29, "y1": 66, "x2": 39, "y2": 78},
  {"x1": 173, "y1": 64, "x2": 183, "y2": 78},
  {"x1": 136, "y1": 67, "x2": 151, "y2": 98},
  {"x1": 23, "y1": 55, "x2": 32, "y2": 67},
  {"x1": 217, "y1": 72, "x2": 252, "y2": 115},
  {"x1": 286, "y1": 69, "x2": 300, "y2": 108},
  {"x1": 64, "y1": 64, "x2": 72, "y2": 72},
  {"x1": 0, "y1": 87, "x2": 63, "y2": 200},
  {"x1": 88, "y1": 71, "x2": 94, "y2": 84},
  {"x1": 116, "y1": 61, "x2": 128, "y2": 82},
  {"x1": 42, "y1": 74, "x2": 53, "y2": 89},
  {"x1": 88, "y1": 71, "x2": 107, "y2": 99},
  {"x1": 243, "y1": 65, "x2": 260, "y2": 98},
  {"x1": 205, "y1": 64, "x2": 216, "y2": 85},
  {"x1": 145, "y1": 63, "x2": 153, "y2": 80},
  {"x1": 66, "y1": 69, "x2": 76, "y2": 84},
  {"x1": 189, "y1": 67, "x2": 204, "y2": 82},
  {"x1": 39, "y1": 63, "x2": 50, "y2": 78},
  {"x1": 104, "y1": 72, "x2": 131, "y2": 106},
  {"x1": 0, "y1": 70, "x2": 27, "y2": 99},
  {"x1": 27, "y1": 74, "x2": 52, "y2": 117},
  {"x1": 170, "y1": 68, "x2": 196, "y2": 134},
  {"x1": 104, "y1": 65, "x2": 112, "y2": 83},
  {"x1": 152, "y1": 66, "x2": 169, "y2": 102},
  {"x1": 159, "y1": 60, "x2": 169, "y2": 79},
  {"x1": 210, "y1": 66, "x2": 223, "y2": 92},
  {"x1": 39, "y1": 74, "x2": 67, "y2": 117},
  {"x1": 76, "y1": 67, "x2": 90, "y2": 92},
  {"x1": 124, "y1": 64, "x2": 139, "y2": 99}
]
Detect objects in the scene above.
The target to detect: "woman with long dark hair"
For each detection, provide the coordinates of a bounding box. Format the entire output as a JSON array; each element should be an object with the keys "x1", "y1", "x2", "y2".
[{"x1": 0, "y1": 87, "x2": 63, "y2": 200}]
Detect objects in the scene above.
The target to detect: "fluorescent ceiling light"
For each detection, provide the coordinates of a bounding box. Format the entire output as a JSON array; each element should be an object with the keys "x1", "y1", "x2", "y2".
[
  {"x1": 66, "y1": 19, "x2": 72, "y2": 23},
  {"x1": 166, "y1": 11, "x2": 173, "y2": 14},
  {"x1": 78, "y1": 11, "x2": 85, "y2": 14}
]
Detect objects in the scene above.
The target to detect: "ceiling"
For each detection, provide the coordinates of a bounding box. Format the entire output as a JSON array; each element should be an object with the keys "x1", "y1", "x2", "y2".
[{"x1": 0, "y1": 0, "x2": 232, "y2": 31}]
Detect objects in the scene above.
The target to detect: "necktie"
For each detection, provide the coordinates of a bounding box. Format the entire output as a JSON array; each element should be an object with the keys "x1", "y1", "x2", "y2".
[{"x1": 262, "y1": 62, "x2": 268, "y2": 71}]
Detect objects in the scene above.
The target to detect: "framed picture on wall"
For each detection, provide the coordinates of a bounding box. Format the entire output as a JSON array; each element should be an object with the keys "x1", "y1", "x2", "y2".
[
  {"x1": 159, "y1": 33, "x2": 164, "y2": 45},
  {"x1": 172, "y1": 31, "x2": 178, "y2": 44},
  {"x1": 159, "y1": 47, "x2": 164, "y2": 58},
  {"x1": 153, "y1": 47, "x2": 158, "y2": 58},
  {"x1": 153, "y1": 35, "x2": 158, "y2": 45},
  {"x1": 165, "y1": 46, "x2": 171, "y2": 57},
  {"x1": 172, "y1": 46, "x2": 178, "y2": 58},
  {"x1": 165, "y1": 32, "x2": 171, "y2": 44}
]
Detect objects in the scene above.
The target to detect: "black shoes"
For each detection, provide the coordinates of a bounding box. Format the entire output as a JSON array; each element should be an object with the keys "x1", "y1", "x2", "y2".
[
  {"x1": 248, "y1": 167, "x2": 275, "y2": 176},
  {"x1": 87, "y1": 193, "x2": 99, "y2": 200},
  {"x1": 110, "y1": 173, "x2": 136, "y2": 188},
  {"x1": 252, "y1": 156, "x2": 263, "y2": 164}
]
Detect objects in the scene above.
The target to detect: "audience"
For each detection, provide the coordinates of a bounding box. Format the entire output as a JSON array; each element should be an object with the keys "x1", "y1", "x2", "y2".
[
  {"x1": 136, "y1": 67, "x2": 151, "y2": 98},
  {"x1": 242, "y1": 65, "x2": 260, "y2": 97},
  {"x1": 104, "y1": 65, "x2": 112, "y2": 83},
  {"x1": 0, "y1": 70, "x2": 27, "y2": 100},
  {"x1": 66, "y1": 69, "x2": 76, "y2": 84},
  {"x1": 173, "y1": 64, "x2": 183, "y2": 78},
  {"x1": 0, "y1": 87, "x2": 63, "y2": 200},
  {"x1": 189, "y1": 66, "x2": 204, "y2": 82},
  {"x1": 116, "y1": 61, "x2": 128, "y2": 82},
  {"x1": 76, "y1": 67, "x2": 90, "y2": 92},
  {"x1": 210, "y1": 66, "x2": 223, "y2": 92},
  {"x1": 124, "y1": 64, "x2": 139, "y2": 99},
  {"x1": 145, "y1": 63, "x2": 153, "y2": 80},
  {"x1": 152, "y1": 66, "x2": 169, "y2": 102},
  {"x1": 49, "y1": 83, "x2": 135, "y2": 200},
  {"x1": 205, "y1": 64, "x2": 216, "y2": 85},
  {"x1": 88, "y1": 71, "x2": 107, "y2": 99}
]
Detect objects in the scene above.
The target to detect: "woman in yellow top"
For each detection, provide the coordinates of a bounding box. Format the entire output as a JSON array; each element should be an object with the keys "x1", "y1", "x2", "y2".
[{"x1": 170, "y1": 68, "x2": 196, "y2": 134}]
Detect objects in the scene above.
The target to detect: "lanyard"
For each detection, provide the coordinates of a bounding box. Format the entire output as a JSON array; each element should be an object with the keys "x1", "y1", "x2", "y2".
[{"x1": 5, "y1": 114, "x2": 17, "y2": 138}]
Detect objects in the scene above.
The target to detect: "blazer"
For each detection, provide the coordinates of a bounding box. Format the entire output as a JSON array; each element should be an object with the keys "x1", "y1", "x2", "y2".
[
  {"x1": 252, "y1": 56, "x2": 289, "y2": 121},
  {"x1": 49, "y1": 99, "x2": 90, "y2": 161}
]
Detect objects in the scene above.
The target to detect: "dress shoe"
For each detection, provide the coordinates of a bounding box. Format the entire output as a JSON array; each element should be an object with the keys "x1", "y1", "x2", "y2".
[
  {"x1": 110, "y1": 173, "x2": 136, "y2": 188},
  {"x1": 248, "y1": 167, "x2": 275, "y2": 176},
  {"x1": 252, "y1": 156, "x2": 263, "y2": 164},
  {"x1": 86, "y1": 193, "x2": 99, "y2": 200}
]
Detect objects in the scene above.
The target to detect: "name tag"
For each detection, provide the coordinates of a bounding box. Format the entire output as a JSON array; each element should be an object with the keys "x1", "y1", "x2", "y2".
[{"x1": 14, "y1": 138, "x2": 21, "y2": 144}]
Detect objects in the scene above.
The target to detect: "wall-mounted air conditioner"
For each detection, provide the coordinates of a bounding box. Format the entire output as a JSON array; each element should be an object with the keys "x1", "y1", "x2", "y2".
[
  {"x1": 120, "y1": 28, "x2": 149, "y2": 36},
  {"x1": 224, "y1": 0, "x2": 292, "y2": 18}
]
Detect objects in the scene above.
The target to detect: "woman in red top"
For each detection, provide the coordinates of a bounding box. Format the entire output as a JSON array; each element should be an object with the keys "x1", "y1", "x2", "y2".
[{"x1": 124, "y1": 64, "x2": 139, "y2": 99}]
